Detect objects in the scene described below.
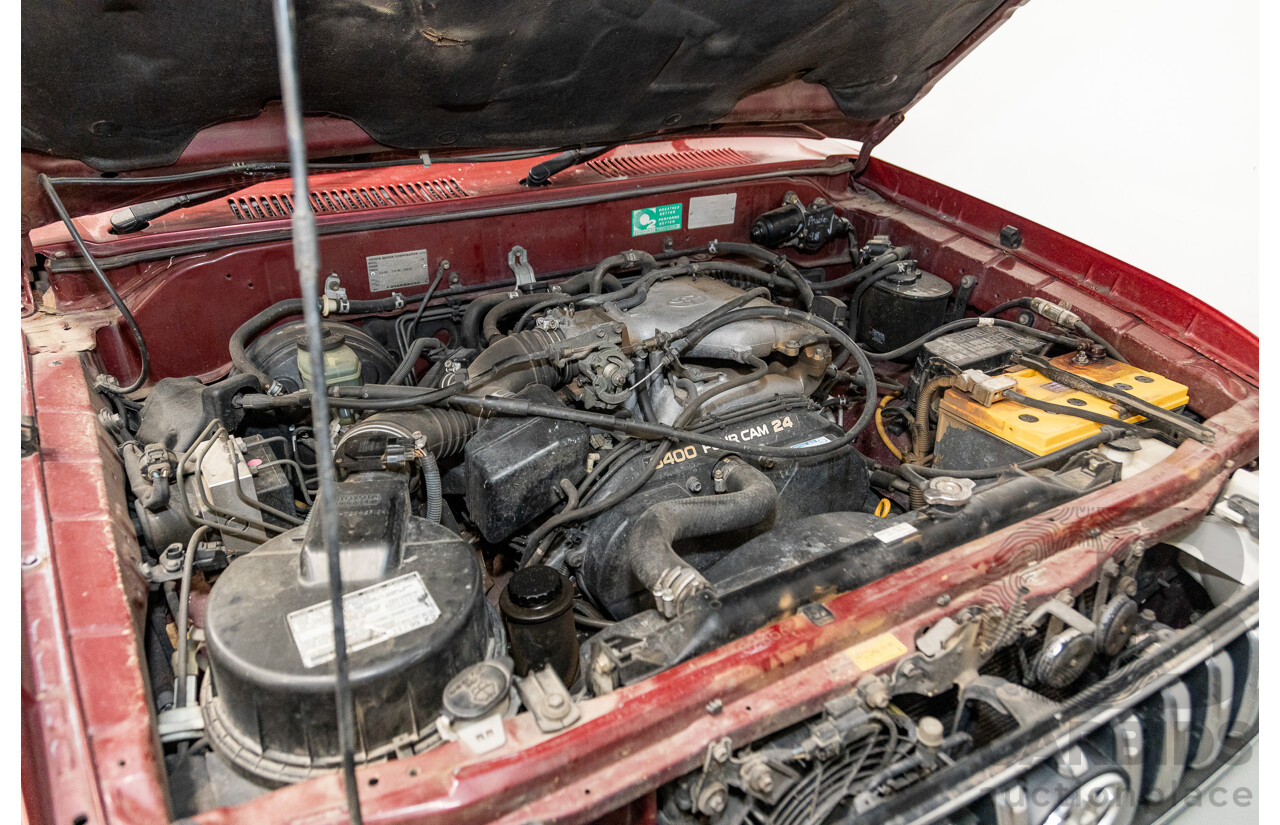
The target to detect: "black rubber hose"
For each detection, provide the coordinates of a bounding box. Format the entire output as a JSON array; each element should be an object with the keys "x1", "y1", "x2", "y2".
[
  {"x1": 460, "y1": 292, "x2": 511, "y2": 349},
  {"x1": 626, "y1": 456, "x2": 778, "y2": 616},
  {"x1": 981, "y1": 298, "x2": 1034, "y2": 318},
  {"x1": 811, "y1": 246, "x2": 912, "y2": 293},
  {"x1": 335, "y1": 408, "x2": 479, "y2": 459},
  {"x1": 38, "y1": 173, "x2": 150, "y2": 394},
  {"x1": 708, "y1": 241, "x2": 814, "y2": 309},
  {"x1": 120, "y1": 442, "x2": 170, "y2": 512},
  {"x1": 145, "y1": 599, "x2": 176, "y2": 712},
  {"x1": 479, "y1": 270, "x2": 624, "y2": 343},
  {"x1": 395, "y1": 264, "x2": 448, "y2": 354},
  {"x1": 388, "y1": 337, "x2": 443, "y2": 385},
  {"x1": 229, "y1": 298, "x2": 304, "y2": 388},
  {"x1": 865, "y1": 318, "x2": 1083, "y2": 361},
  {"x1": 695, "y1": 260, "x2": 814, "y2": 310},
  {"x1": 588, "y1": 251, "x2": 658, "y2": 294}
]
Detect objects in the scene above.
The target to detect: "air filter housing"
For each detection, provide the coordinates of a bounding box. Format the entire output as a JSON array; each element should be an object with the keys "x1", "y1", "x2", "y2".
[{"x1": 202, "y1": 473, "x2": 500, "y2": 785}]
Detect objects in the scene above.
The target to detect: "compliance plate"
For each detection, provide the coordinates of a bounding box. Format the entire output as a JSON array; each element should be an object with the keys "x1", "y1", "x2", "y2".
[
  {"x1": 287, "y1": 572, "x2": 441, "y2": 668},
  {"x1": 367, "y1": 249, "x2": 431, "y2": 292}
]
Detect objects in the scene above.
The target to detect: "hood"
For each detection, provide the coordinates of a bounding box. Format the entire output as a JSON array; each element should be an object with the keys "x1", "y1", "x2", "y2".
[{"x1": 21, "y1": 0, "x2": 1022, "y2": 173}]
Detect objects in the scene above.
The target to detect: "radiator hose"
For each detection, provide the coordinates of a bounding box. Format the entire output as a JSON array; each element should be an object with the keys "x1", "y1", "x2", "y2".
[{"x1": 625, "y1": 456, "x2": 778, "y2": 618}]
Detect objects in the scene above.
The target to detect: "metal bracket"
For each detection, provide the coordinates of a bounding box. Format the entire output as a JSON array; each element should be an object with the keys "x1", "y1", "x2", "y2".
[
  {"x1": 321, "y1": 273, "x2": 349, "y2": 316},
  {"x1": 20, "y1": 415, "x2": 39, "y2": 457},
  {"x1": 508, "y1": 246, "x2": 536, "y2": 290},
  {"x1": 514, "y1": 666, "x2": 580, "y2": 732}
]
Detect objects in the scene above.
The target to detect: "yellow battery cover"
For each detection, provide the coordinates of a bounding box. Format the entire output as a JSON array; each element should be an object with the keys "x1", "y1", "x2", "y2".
[{"x1": 937, "y1": 354, "x2": 1189, "y2": 456}]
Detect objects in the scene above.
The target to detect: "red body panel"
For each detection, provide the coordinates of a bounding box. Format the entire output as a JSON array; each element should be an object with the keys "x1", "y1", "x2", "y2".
[{"x1": 20, "y1": 140, "x2": 1258, "y2": 825}]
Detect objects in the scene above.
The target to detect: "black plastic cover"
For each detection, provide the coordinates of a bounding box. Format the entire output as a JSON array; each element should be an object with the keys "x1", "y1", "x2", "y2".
[
  {"x1": 464, "y1": 386, "x2": 589, "y2": 544},
  {"x1": 133, "y1": 374, "x2": 259, "y2": 453},
  {"x1": 299, "y1": 473, "x2": 407, "y2": 585}
]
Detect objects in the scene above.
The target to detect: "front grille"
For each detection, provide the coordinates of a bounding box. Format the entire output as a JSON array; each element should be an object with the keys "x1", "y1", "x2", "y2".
[
  {"x1": 980, "y1": 628, "x2": 1258, "y2": 825},
  {"x1": 226, "y1": 178, "x2": 469, "y2": 221}
]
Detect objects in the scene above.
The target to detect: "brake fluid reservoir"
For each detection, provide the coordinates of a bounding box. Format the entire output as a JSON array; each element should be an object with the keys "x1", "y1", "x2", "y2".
[{"x1": 297, "y1": 327, "x2": 363, "y2": 390}]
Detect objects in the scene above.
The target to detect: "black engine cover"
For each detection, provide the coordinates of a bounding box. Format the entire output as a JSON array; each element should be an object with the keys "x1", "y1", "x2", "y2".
[{"x1": 577, "y1": 406, "x2": 870, "y2": 619}]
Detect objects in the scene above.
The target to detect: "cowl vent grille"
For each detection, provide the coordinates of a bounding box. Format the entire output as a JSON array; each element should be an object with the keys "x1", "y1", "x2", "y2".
[
  {"x1": 227, "y1": 178, "x2": 469, "y2": 221},
  {"x1": 587, "y1": 148, "x2": 752, "y2": 179}
]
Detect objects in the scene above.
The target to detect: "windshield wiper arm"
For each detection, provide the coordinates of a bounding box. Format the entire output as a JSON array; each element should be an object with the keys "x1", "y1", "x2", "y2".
[
  {"x1": 108, "y1": 186, "x2": 235, "y2": 234},
  {"x1": 521, "y1": 145, "x2": 611, "y2": 187}
]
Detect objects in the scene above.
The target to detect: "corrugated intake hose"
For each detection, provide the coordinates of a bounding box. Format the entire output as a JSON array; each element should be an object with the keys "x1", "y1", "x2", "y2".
[
  {"x1": 335, "y1": 408, "x2": 478, "y2": 460},
  {"x1": 462, "y1": 328, "x2": 568, "y2": 396},
  {"x1": 907, "y1": 375, "x2": 963, "y2": 508},
  {"x1": 625, "y1": 456, "x2": 778, "y2": 618},
  {"x1": 418, "y1": 451, "x2": 443, "y2": 523}
]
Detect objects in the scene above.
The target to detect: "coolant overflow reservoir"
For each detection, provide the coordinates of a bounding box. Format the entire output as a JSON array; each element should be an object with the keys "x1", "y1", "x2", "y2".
[{"x1": 297, "y1": 327, "x2": 363, "y2": 390}]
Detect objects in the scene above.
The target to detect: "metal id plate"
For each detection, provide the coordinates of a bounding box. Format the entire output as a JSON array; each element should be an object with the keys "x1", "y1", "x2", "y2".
[{"x1": 367, "y1": 249, "x2": 430, "y2": 292}]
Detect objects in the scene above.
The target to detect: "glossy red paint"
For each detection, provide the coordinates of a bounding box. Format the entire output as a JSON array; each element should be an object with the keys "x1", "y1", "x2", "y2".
[{"x1": 20, "y1": 139, "x2": 1259, "y2": 825}]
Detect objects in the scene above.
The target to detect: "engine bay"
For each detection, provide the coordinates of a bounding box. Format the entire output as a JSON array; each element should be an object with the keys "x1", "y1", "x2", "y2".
[{"x1": 40, "y1": 172, "x2": 1252, "y2": 822}]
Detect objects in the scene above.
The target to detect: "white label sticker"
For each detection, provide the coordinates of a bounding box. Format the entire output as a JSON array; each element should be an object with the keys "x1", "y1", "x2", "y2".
[
  {"x1": 687, "y1": 193, "x2": 738, "y2": 229},
  {"x1": 790, "y1": 435, "x2": 833, "y2": 449},
  {"x1": 367, "y1": 249, "x2": 430, "y2": 292},
  {"x1": 287, "y1": 572, "x2": 441, "y2": 668},
  {"x1": 874, "y1": 522, "x2": 918, "y2": 544}
]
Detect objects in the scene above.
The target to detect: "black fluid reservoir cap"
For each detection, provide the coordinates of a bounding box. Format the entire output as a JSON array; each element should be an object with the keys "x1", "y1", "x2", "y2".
[
  {"x1": 500, "y1": 565, "x2": 573, "y2": 622},
  {"x1": 508, "y1": 565, "x2": 564, "y2": 609}
]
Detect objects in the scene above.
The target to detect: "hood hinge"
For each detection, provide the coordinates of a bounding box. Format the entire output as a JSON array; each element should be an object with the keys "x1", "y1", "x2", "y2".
[{"x1": 851, "y1": 112, "x2": 906, "y2": 178}]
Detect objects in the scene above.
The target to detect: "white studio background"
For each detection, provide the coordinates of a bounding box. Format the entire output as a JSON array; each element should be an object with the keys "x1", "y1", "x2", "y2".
[{"x1": 878, "y1": 0, "x2": 1260, "y2": 334}]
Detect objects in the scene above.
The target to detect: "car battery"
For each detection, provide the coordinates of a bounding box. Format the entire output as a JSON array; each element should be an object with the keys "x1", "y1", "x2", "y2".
[
  {"x1": 908, "y1": 323, "x2": 1049, "y2": 405},
  {"x1": 933, "y1": 353, "x2": 1189, "y2": 471}
]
